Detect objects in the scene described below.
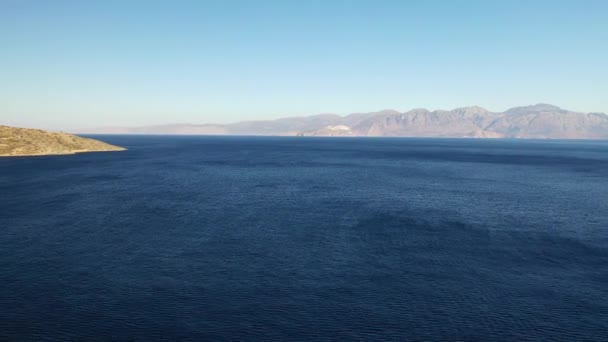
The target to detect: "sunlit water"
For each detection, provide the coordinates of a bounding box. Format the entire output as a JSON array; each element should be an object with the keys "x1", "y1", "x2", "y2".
[{"x1": 1, "y1": 136, "x2": 607, "y2": 341}]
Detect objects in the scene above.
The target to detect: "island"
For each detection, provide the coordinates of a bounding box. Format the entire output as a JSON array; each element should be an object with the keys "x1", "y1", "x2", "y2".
[{"x1": 0, "y1": 125, "x2": 126, "y2": 157}]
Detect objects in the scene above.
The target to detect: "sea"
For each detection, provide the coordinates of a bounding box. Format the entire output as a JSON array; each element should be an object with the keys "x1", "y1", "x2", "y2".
[{"x1": 1, "y1": 136, "x2": 607, "y2": 341}]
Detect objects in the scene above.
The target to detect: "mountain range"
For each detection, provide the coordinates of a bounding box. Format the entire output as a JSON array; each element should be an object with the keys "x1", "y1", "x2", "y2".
[{"x1": 78, "y1": 104, "x2": 608, "y2": 139}]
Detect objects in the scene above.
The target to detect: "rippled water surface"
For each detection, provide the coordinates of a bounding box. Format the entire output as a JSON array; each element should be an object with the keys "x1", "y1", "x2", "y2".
[{"x1": 1, "y1": 136, "x2": 607, "y2": 341}]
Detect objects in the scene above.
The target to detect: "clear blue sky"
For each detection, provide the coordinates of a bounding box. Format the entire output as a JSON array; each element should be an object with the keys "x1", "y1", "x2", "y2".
[{"x1": 1, "y1": 0, "x2": 607, "y2": 129}]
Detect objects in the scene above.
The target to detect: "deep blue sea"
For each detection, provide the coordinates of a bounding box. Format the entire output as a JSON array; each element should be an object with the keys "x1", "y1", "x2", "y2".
[{"x1": 1, "y1": 136, "x2": 607, "y2": 341}]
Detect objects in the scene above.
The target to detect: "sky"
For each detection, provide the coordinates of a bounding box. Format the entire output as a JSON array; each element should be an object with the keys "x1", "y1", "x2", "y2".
[{"x1": 1, "y1": 0, "x2": 607, "y2": 130}]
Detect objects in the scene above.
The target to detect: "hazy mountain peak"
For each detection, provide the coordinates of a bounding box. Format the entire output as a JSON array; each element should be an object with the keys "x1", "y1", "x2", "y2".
[
  {"x1": 406, "y1": 108, "x2": 431, "y2": 114},
  {"x1": 451, "y1": 106, "x2": 491, "y2": 115},
  {"x1": 376, "y1": 109, "x2": 401, "y2": 115},
  {"x1": 506, "y1": 103, "x2": 563, "y2": 114}
]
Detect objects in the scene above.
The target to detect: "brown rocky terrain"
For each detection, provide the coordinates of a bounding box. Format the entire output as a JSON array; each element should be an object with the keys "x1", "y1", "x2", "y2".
[{"x1": 0, "y1": 125, "x2": 126, "y2": 157}]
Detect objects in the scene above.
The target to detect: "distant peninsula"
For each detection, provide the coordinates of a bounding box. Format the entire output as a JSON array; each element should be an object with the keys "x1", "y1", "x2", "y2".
[
  {"x1": 77, "y1": 104, "x2": 608, "y2": 140},
  {"x1": 0, "y1": 125, "x2": 126, "y2": 157}
]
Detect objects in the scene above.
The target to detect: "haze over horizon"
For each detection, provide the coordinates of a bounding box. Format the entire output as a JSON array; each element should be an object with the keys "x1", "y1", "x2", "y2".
[{"x1": 1, "y1": 0, "x2": 607, "y2": 130}]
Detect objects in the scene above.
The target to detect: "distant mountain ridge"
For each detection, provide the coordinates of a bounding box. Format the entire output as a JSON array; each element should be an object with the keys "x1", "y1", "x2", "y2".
[{"x1": 79, "y1": 104, "x2": 608, "y2": 139}]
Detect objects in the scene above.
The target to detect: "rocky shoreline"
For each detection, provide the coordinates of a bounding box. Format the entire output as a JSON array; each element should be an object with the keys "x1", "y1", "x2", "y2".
[{"x1": 0, "y1": 125, "x2": 126, "y2": 157}]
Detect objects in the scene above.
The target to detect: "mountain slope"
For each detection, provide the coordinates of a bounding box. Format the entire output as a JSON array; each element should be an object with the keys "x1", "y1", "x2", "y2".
[
  {"x1": 0, "y1": 125, "x2": 126, "y2": 157},
  {"x1": 301, "y1": 105, "x2": 608, "y2": 139},
  {"x1": 484, "y1": 104, "x2": 608, "y2": 139}
]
